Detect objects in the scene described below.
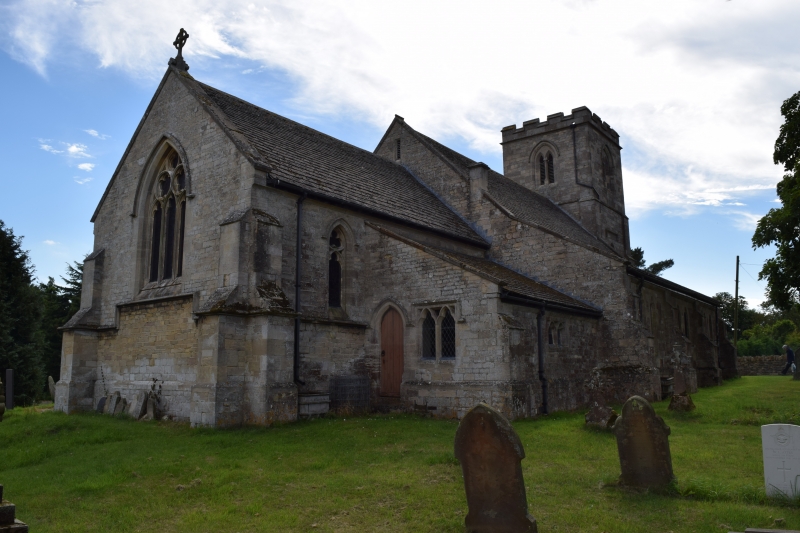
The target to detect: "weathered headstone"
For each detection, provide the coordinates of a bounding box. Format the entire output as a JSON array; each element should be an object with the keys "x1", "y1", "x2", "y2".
[
  {"x1": 454, "y1": 403, "x2": 537, "y2": 533},
  {"x1": 761, "y1": 424, "x2": 800, "y2": 498},
  {"x1": 673, "y1": 370, "x2": 687, "y2": 396},
  {"x1": 585, "y1": 401, "x2": 618, "y2": 430},
  {"x1": 96, "y1": 396, "x2": 106, "y2": 413},
  {"x1": 103, "y1": 392, "x2": 120, "y2": 415},
  {"x1": 128, "y1": 391, "x2": 147, "y2": 419},
  {"x1": 668, "y1": 393, "x2": 695, "y2": 412},
  {"x1": 613, "y1": 395, "x2": 674, "y2": 489},
  {"x1": 5, "y1": 369, "x2": 13, "y2": 411},
  {"x1": 0, "y1": 484, "x2": 30, "y2": 532},
  {"x1": 48, "y1": 376, "x2": 56, "y2": 400},
  {"x1": 141, "y1": 397, "x2": 156, "y2": 421},
  {"x1": 113, "y1": 398, "x2": 128, "y2": 416}
]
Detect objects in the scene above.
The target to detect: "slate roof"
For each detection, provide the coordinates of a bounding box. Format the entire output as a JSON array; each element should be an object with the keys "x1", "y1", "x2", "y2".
[
  {"x1": 398, "y1": 122, "x2": 618, "y2": 256},
  {"x1": 442, "y1": 251, "x2": 600, "y2": 313},
  {"x1": 194, "y1": 82, "x2": 485, "y2": 246}
]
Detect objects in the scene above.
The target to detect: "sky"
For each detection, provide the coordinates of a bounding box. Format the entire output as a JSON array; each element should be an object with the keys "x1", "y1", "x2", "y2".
[{"x1": 1, "y1": 0, "x2": 798, "y2": 308}]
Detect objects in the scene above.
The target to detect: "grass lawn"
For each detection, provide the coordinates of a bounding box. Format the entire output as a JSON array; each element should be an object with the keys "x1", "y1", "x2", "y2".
[{"x1": 2, "y1": 376, "x2": 800, "y2": 532}]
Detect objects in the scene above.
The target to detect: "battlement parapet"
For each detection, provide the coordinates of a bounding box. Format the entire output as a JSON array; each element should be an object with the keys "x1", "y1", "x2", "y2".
[{"x1": 501, "y1": 106, "x2": 620, "y2": 146}]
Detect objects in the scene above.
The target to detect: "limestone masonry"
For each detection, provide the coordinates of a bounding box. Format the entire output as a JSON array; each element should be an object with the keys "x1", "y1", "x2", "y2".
[{"x1": 55, "y1": 56, "x2": 736, "y2": 426}]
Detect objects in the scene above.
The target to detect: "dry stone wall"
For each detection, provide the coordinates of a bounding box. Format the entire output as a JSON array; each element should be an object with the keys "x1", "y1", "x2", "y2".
[{"x1": 737, "y1": 355, "x2": 788, "y2": 376}]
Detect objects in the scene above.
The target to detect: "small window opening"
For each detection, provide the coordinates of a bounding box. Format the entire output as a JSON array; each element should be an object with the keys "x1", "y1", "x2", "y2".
[
  {"x1": 548, "y1": 326, "x2": 554, "y2": 345},
  {"x1": 396, "y1": 138, "x2": 401, "y2": 160},
  {"x1": 441, "y1": 308, "x2": 455, "y2": 359},
  {"x1": 328, "y1": 229, "x2": 343, "y2": 308},
  {"x1": 684, "y1": 311, "x2": 689, "y2": 337},
  {"x1": 539, "y1": 155, "x2": 546, "y2": 185},
  {"x1": 422, "y1": 310, "x2": 436, "y2": 359},
  {"x1": 547, "y1": 152, "x2": 555, "y2": 183},
  {"x1": 557, "y1": 327, "x2": 562, "y2": 347}
]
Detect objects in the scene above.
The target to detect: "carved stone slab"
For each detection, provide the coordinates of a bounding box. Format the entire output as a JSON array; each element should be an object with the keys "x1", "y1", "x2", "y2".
[
  {"x1": 613, "y1": 395, "x2": 674, "y2": 488},
  {"x1": 454, "y1": 403, "x2": 537, "y2": 532},
  {"x1": 762, "y1": 424, "x2": 800, "y2": 497}
]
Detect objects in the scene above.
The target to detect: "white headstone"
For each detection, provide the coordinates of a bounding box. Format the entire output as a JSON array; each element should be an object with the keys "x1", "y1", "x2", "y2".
[{"x1": 761, "y1": 424, "x2": 800, "y2": 497}]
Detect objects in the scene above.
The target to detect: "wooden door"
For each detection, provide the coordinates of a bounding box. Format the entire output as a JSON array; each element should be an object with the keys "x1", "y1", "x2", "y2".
[{"x1": 380, "y1": 308, "x2": 404, "y2": 397}]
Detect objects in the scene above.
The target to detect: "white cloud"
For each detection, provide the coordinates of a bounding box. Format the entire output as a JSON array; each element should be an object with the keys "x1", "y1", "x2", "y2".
[
  {"x1": 39, "y1": 142, "x2": 62, "y2": 154},
  {"x1": 43, "y1": 239, "x2": 58, "y2": 245},
  {"x1": 65, "y1": 143, "x2": 90, "y2": 158},
  {"x1": 77, "y1": 162, "x2": 95, "y2": 171},
  {"x1": 7, "y1": 0, "x2": 800, "y2": 216},
  {"x1": 73, "y1": 176, "x2": 93, "y2": 185},
  {"x1": 84, "y1": 129, "x2": 109, "y2": 139}
]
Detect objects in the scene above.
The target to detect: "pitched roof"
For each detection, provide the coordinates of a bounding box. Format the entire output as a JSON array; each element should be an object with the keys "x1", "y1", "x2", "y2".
[
  {"x1": 368, "y1": 222, "x2": 601, "y2": 316},
  {"x1": 193, "y1": 81, "x2": 486, "y2": 247},
  {"x1": 390, "y1": 120, "x2": 619, "y2": 256}
]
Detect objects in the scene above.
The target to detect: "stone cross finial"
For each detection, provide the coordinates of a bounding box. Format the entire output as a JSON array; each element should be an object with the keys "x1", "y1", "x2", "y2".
[{"x1": 168, "y1": 28, "x2": 190, "y2": 71}]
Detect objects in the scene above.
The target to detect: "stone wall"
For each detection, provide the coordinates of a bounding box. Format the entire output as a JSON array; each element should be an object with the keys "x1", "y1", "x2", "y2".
[{"x1": 737, "y1": 355, "x2": 789, "y2": 376}]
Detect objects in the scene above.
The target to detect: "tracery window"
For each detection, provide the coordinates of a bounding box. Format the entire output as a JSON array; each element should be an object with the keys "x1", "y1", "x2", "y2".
[
  {"x1": 148, "y1": 148, "x2": 186, "y2": 283},
  {"x1": 328, "y1": 230, "x2": 343, "y2": 308},
  {"x1": 539, "y1": 152, "x2": 555, "y2": 184},
  {"x1": 419, "y1": 305, "x2": 457, "y2": 360}
]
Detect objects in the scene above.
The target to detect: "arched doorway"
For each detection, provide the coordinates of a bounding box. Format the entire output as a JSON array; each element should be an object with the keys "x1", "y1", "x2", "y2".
[{"x1": 380, "y1": 308, "x2": 404, "y2": 397}]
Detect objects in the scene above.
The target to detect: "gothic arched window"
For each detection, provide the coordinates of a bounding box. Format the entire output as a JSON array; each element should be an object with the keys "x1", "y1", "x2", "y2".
[
  {"x1": 539, "y1": 152, "x2": 555, "y2": 184},
  {"x1": 149, "y1": 149, "x2": 186, "y2": 282},
  {"x1": 441, "y1": 308, "x2": 455, "y2": 359},
  {"x1": 422, "y1": 311, "x2": 436, "y2": 359},
  {"x1": 328, "y1": 230, "x2": 343, "y2": 308}
]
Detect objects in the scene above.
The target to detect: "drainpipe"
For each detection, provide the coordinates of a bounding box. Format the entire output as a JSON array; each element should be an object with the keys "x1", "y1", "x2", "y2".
[
  {"x1": 537, "y1": 305, "x2": 548, "y2": 415},
  {"x1": 294, "y1": 194, "x2": 306, "y2": 387}
]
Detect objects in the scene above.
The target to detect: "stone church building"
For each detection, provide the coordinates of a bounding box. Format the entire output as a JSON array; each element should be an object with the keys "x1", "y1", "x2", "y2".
[{"x1": 55, "y1": 47, "x2": 735, "y2": 426}]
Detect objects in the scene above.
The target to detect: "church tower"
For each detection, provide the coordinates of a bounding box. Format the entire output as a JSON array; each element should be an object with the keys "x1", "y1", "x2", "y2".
[{"x1": 500, "y1": 107, "x2": 630, "y2": 257}]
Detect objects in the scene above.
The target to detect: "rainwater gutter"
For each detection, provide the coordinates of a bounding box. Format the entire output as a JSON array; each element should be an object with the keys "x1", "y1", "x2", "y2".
[{"x1": 294, "y1": 194, "x2": 307, "y2": 387}]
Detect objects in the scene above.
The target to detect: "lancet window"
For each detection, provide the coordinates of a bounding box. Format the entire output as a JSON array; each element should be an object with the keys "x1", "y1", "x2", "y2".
[
  {"x1": 148, "y1": 149, "x2": 186, "y2": 283},
  {"x1": 328, "y1": 229, "x2": 343, "y2": 308},
  {"x1": 419, "y1": 305, "x2": 457, "y2": 360},
  {"x1": 539, "y1": 152, "x2": 555, "y2": 184}
]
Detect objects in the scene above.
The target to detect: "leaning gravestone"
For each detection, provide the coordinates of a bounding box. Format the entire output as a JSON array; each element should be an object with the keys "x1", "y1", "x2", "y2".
[
  {"x1": 761, "y1": 424, "x2": 800, "y2": 498},
  {"x1": 454, "y1": 403, "x2": 537, "y2": 533},
  {"x1": 48, "y1": 376, "x2": 56, "y2": 400},
  {"x1": 103, "y1": 391, "x2": 120, "y2": 415},
  {"x1": 128, "y1": 391, "x2": 146, "y2": 419},
  {"x1": 613, "y1": 395, "x2": 675, "y2": 489},
  {"x1": 113, "y1": 398, "x2": 128, "y2": 416},
  {"x1": 96, "y1": 396, "x2": 106, "y2": 413}
]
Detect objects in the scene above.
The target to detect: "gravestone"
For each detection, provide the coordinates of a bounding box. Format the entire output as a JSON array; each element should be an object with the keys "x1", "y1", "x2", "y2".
[
  {"x1": 454, "y1": 403, "x2": 537, "y2": 533},
  {"x1": 668, "y1": 393, "x2": 695, "y2": 412},
  {"x1": 761, "y1": 424, "x2": 800, "y2": 498},
  {"x1": 0, "y1": 484, "x2": 30, "y2": 532},
  {"x1": 128, "y1": 392, "x2": 146, "y2": 419},
  {"x1": 613, "y1": 395, "x2": 674, "y2": 489},
  {"x1": 585, "y1": 401, "x2": 618, "y2": 430},
  {"x1": 48, "y1": 376, "x2": 56, "y2": 400},
  {"x1": 96, "y1": 396, "x2": 106, "y2": 413},
  {"x1": 5, "y1": 369, "x2": 13, "y2": 411},
  {"x1": 113, "y1": 398, "x2": 128, "y2": 416},
  {"x1": 103, "y1": 392, "x2": 120, "y2": 415},
  {"x1": 141, "y1": 397, "x2": 156, "y2": 421}
]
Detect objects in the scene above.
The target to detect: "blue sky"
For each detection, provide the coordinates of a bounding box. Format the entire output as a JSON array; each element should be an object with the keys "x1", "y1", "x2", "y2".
[{"x1": 1, "y1": 0, "x2": 798, "y2": 308}]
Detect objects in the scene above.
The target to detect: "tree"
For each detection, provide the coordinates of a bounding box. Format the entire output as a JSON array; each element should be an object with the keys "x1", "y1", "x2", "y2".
[
  {"x1": 752, "y1": 90, "x2": 800, "y2": 310},
  {"x1": 37, "y1": 277, "x2": 72, "y2": 384},
  {"x1": 630, "y1": 246, "x2": 675, "y2": 277},
  {"x1": 0, "y1": 220, "x2": 45, "y2": 406},
  {"x1": 714, "y1": 291, "x2": 762, "y2": 339}
]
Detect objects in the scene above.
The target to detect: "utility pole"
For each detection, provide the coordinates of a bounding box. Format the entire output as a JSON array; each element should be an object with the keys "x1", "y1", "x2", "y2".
[{"x1": 734, "y1": 255, "x2": 740, "y2": 348}]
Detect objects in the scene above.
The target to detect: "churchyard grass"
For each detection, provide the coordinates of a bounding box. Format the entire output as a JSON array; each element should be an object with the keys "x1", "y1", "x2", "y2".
[{"x1": 1, "y1": 376, "x2": 799, "y2": 532}]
